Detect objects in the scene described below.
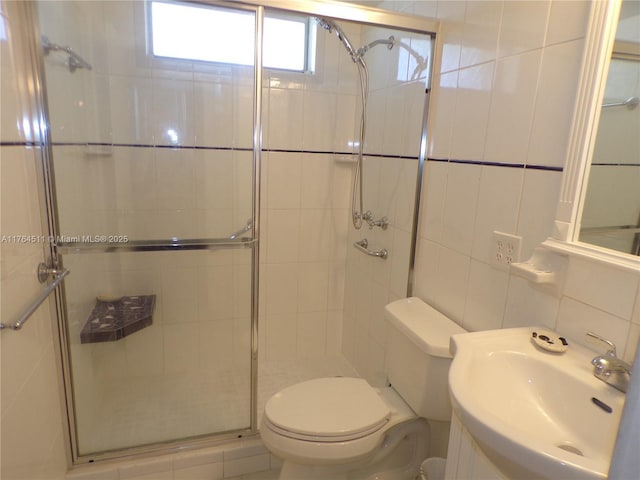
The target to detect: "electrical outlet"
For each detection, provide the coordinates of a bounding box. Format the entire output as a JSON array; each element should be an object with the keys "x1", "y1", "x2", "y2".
[{"x1": 491, "y1": 231, "x2": 522, "y2": 271}]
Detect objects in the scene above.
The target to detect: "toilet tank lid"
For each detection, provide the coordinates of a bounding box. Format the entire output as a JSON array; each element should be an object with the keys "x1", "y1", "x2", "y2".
[{"x1": 384, "y1": 297, "x2": 466, "y2": 358}]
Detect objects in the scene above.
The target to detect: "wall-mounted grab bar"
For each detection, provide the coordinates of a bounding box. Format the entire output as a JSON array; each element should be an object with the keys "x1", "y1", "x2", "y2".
[
  {"x1": 354, "y1": 238, "x2": 388, "y2": 259},
  {"x1": 0, "y1": 264, "x2": 70, "y2": 331}
]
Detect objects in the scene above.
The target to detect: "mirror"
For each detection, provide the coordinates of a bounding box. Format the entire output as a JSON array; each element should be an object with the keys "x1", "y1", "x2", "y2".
[
  {"x1": 579, "y1": 0, "x2": 640, "y2": 256},
  {"x1": 547, "y1": 0, "x2": 640, "y2": 270}
]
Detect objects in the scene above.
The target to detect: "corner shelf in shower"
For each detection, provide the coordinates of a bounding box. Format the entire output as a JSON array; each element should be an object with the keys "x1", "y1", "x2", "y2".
[{"x1": 80, "y1": 295, "x2": 156, "y2": 344}]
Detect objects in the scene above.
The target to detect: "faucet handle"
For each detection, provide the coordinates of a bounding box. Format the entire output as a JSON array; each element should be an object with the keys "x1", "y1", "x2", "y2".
[{"x1": 586, "y1": 332, "x2": 617, "y2": 356}]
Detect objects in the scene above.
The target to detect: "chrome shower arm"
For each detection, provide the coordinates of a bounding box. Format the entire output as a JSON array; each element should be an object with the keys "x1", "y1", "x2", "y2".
[{"x1": 356, "y1": 36, "x2": 395, "y2": 57}]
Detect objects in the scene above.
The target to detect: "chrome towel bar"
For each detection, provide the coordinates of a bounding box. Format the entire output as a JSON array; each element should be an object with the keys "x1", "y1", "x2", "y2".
[
  {"x1": 0, "y1": 264, "x2": 70, "y2": 331},
  {"x1": 602, "y1": 96, "x2": 639, "y2": 109},
  {"x1": 354, "y1": 238, "x2": 388, "y2": 259}
]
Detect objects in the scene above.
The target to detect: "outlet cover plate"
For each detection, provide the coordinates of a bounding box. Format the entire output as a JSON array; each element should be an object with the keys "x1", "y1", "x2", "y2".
[{"x1": 491, "y1": 231, "x2": 522, "y2": 271}]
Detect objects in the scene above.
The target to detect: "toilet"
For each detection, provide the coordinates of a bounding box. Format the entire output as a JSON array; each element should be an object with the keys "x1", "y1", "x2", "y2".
[{"x1": 260, "y1": 297, "x2": 466, "y2": 480}]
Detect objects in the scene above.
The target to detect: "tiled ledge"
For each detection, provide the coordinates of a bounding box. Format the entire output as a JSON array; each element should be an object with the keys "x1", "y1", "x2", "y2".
[{"x1": 80, "y1": 296, "x2": 156, "y2": 344}]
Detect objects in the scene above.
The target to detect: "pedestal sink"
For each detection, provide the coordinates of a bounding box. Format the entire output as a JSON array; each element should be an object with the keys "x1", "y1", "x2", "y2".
[{"x1": 448, "y1": 327, "x2": 626, "y2": 480}]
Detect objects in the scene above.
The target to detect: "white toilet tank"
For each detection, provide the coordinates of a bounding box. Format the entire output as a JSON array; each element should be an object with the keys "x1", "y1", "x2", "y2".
[{"x1": 384, "y1": 297, "x2": 466, "y2": 422}]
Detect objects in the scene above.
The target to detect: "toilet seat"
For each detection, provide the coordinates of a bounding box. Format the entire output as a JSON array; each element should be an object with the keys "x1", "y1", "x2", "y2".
[{"x1": 263, "y1": 377, "x2": 391, "y2": 442}]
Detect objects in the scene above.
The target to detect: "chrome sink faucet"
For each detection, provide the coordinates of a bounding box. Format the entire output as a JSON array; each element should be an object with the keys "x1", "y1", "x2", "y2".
[{"x1": 586, "y1": 332, "x2": 632, "y2": 393}]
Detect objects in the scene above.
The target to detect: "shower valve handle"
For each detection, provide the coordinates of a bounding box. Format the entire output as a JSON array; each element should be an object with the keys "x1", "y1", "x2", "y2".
[{"x1": 363, "y1": 211, "x2": 389, "y2": 230}]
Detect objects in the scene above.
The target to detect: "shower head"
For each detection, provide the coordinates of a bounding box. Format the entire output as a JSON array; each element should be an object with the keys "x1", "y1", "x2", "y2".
[
  {"x1": 315, "y1": 16, "x2": 335, "y2": 33},
  {"x1": 315, "y1": 17, "x2": 360, "y2": 63},
  {"x1": 316, "y1": 17, "x2": 397, "y2": 66},
  {"x1": 42, "y1": 35, "x2": 92, "y2": 73}
]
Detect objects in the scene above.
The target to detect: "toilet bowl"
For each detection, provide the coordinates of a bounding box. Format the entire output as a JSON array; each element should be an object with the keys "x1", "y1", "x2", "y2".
[{"x1": 260, "y1": 298, "x2": 466, "y2": 480}]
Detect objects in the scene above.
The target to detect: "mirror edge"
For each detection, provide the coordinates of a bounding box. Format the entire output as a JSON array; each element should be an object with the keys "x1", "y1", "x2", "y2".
[{"x1": 546, "y1": 0, "x2": 640, "y2": 272}]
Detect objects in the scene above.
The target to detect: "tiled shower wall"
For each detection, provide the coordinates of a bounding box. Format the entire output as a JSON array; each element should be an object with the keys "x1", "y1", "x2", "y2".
[
  {"x1": 257, "y1": 18, "x2": 361, "y2": 363},
  {"x1": 382, "y1": 0, "x2": 640, "y2": 363},
  {"x1": 339, "y1": 24, "x2": 431, "y2": 386},
  {"x1": 259, "y1": 21, "x2": 430, "y2": 372}
]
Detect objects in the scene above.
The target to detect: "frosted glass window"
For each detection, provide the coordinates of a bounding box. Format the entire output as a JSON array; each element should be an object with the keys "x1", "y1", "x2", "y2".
[
  {"x1": 263, "y1": 17, "x2": 307, "y2": 71},
  {"x1": 150, "y1": 2, "x2": 310, "y2": 71}
]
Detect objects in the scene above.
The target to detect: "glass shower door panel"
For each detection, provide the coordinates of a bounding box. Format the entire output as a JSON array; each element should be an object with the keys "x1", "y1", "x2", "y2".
[
  {"x1": 38, "y1": 0, "x2": 255, "y2": 242},
  {"x1": 62, "y1": 249, "x2": 253, "y2": 455},
  {"x1": 49, "y1": 146, "x2": 254, "y2": 242},
  {"x1": 37, "y1": 0, "x2": 257, "y2": 456}
]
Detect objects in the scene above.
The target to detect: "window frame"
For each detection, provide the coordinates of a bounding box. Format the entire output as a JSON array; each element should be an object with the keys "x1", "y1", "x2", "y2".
[{"x1": 146, "y1": 0, "x2": 315, "y2": 73}]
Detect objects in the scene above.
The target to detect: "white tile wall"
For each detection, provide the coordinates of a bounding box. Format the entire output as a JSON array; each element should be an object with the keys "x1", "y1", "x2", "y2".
[
  {"x1": 449, "y1": 62, "x2": 494, "y2": 160},
  {"x1": 498, "y1": 1, "x2": 550, "y2": 58},
  {"x1": 427, "y1": 71, "x2": 458, "y2": 159},
  {"x1": 405, "y1": 0, "x2": 640, "y2": 374},
  {"x1": 341, "y1": 149, "x2": 424, "y2": 386},
  {"x1": 546, "y1": 1, "x2": 592, "y2": 46},
  {"x1": 459, "y1": 1, "x2": 501, "y2": 70},
  {"x1": 260, "y1": 150, "x2": 352, "y2": 364},
  {"x1": 502, "y1": 277, "x2": 559, "y2": 330},
  {"x1": 556, "y1": 296, "x2": 631, "y2": 358},
  {"x1": 441, "y1": 162, "x2": 481, "y2": 255},
  {"x1": 463, "y1": 260, "x2": 509, "y2": 332},
  {"x1": 483, "y1": 50, "x2": 542, "y2": 165},
  {"x1": 564, "y1": 257, "x2": 639, "y2": 320},
  {"x1": 516, "y1": 169, "x2": 563, "y2": 259},
  {"x1": 527, "y1": 39, "x2": 585, "y2": 169},
  {"x1": 470, "y1": 165, "x2": 523, "y2": 263}
]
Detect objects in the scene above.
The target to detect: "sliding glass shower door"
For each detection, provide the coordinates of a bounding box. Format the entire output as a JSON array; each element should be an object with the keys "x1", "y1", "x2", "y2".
[{"x1": 37, "y1": 0, "x2": 258, "y2": 458}]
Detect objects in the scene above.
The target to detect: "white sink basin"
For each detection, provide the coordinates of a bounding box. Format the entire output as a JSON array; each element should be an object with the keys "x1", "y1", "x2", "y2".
[{"x1": 449, "y1": 327, "x2": 626, "y2": 480}]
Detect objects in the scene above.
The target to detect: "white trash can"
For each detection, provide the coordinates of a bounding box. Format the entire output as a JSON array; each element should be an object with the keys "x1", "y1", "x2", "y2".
[{"x1": 419, "y1": 457, "x2": 446, "y2": 480}]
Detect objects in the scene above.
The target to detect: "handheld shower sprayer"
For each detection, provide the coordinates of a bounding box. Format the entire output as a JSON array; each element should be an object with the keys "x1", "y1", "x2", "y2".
[
  {"x1": 315, "y1": 17, "x2": 396, "y2": 64},
  {"x1": 315, "y1": 16, "x2": 397, "y2": 229}
]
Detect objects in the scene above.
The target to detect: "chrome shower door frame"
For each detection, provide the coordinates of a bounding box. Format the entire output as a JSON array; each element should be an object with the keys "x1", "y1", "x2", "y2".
[
  {"x1": 25, "y1": 0, "x2": 265, "y2": 464},
  {"x1": 22, "y1": 0, "x2": 438, "y2": 466}
]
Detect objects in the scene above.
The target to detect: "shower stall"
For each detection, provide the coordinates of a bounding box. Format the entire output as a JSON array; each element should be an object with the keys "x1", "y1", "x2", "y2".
[{"x1": 23, "y1": 0, "x2": 435, "y2": 464}]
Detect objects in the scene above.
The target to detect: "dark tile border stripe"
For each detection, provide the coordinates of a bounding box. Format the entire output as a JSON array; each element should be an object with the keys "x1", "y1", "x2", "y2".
[
  {"x1": 1, "y1": 141, "x2": 420, "y2": 161},
  {"x1": 2, "y1": 142, "x2": 574, "y2": 170},
  {"x1": 0, "y1": 141, "x2": 43, "y2": 147},
  {"x1": 591, "y1": 163, "x2": 640, "y2": 167},
  {"x1": 428, "y1": 157, "x2": 563, "y2": 172}
]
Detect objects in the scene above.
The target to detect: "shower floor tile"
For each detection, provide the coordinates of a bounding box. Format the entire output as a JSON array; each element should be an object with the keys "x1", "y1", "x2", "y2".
[{"x1": 78, "y1": 355, "x2": 358, "y2": 455}]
